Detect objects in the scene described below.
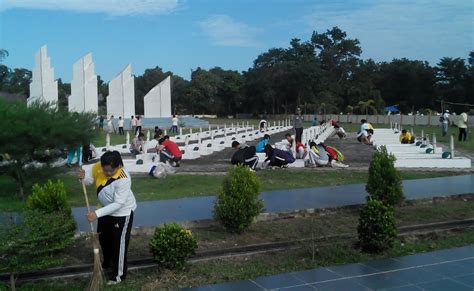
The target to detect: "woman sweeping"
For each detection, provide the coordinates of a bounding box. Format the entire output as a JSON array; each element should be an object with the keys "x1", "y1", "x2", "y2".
[{"x1": 78, "y1": 151, "x2": 137, "y2": 285}]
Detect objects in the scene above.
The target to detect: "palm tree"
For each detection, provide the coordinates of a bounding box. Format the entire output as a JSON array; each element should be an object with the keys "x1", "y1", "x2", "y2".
[{"x1": 357, "y1": 99, "x2": 377, "y2": 115}]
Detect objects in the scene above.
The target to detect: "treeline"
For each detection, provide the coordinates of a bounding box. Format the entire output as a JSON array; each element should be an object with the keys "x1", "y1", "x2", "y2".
[{"x1": 1, "y1": 27, "x2": 473, "y2": 116}]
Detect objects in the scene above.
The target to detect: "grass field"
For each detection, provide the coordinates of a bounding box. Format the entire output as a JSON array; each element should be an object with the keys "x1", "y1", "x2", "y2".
[{"x1": 0, "y1": 170, "x2": 460, "y2": 211}]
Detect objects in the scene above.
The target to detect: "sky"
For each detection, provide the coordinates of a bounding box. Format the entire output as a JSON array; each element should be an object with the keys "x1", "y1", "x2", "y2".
[{"x1": 0, "y1": 0, "x2": 472, "y2": 82}]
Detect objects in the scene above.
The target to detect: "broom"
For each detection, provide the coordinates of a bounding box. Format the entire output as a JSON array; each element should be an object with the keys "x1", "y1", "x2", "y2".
[{"x1": 81, "y1": 174, "x2": 105, "y2": 291}]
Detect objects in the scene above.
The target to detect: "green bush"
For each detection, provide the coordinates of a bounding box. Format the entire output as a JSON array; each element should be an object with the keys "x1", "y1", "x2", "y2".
[
  {"x1": 149, "y1": 223, "x2": 198, "y2": 269},
  {"x1": 357, "y1": 199, "x2": 398, "y2": 253},
  {"x1": 214, "y1": 165, "x2": 264, "y2": 233},
  {"x1": 0, "y1": 210, "x2": 76, "y2": 290},
  {"x1": 366, "y1": 146, "x2": 404, "y2": 206},
  {"x1": 26, "y1": 179, "x2": 71, "y2": 215}
]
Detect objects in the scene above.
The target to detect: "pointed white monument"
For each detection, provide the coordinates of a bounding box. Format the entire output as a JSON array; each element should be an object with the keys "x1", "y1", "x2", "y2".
[
  {"x1": 144, "y1": 76, "x2": 172, "y2": 118},
  {"x1": 28, "y1": 45, "x2": 58, "y2": 106},
  {"x1": 106, "y1": 64, "x2": 135, "y2": 118},
  {"x1": 69, "y1": 53, "x2": 98, "y2": 113}
]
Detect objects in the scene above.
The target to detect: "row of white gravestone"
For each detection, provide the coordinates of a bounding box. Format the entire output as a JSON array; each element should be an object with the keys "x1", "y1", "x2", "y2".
[
  {"x1": 372, "y1": 128, "x2": 471, "y2": 168},
  {"x1": 99, "y1": 120, "x2": 293, "y2": 157}
]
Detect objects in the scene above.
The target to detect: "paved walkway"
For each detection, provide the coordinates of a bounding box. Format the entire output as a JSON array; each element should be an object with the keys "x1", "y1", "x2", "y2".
[
  {"x1": 184, "y1": 244, "x2": 474, "y2": 290},
  {"x1": 72, "y1": 175, "x2": 474, "y2": 231}
]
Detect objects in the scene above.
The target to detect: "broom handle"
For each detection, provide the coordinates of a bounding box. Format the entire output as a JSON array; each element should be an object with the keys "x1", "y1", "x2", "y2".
[{"x1": 81, "y1": 178, "x2": 96, "y2": 234}]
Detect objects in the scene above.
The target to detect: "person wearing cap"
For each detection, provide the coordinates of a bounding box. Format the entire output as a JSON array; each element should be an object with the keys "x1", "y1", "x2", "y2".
[
  {"x1": 440, "y1": 110, "x2": 450, "y2": 136},
  {"x1": 294, "y1": 108, "x2": 304, "y2": 143},
  {"x1": 230, "y1": 141, "x2": 258, "y2": 170}
]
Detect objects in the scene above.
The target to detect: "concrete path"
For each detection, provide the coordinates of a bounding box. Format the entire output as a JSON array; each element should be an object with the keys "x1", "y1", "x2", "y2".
[{"x1": 72, "y1": 174, "x2": 474, "y2": 231}]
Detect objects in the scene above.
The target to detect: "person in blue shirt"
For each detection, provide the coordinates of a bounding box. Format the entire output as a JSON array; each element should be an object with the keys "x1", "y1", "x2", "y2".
[
  {"x1": 255, "y1": 134, "x2": 270, "y2": 153},
  {"x1": 311, "y1": 117, "x2": 318, "y2": 127}
]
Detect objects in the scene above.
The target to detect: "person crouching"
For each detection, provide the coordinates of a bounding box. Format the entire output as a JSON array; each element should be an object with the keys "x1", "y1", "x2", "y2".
[
  {"x1": 157, "y1": 135, "x2": 182, "y2": 167},
  {"x1": 231, "y1": 141, "x2": 259, "y2": 170}
]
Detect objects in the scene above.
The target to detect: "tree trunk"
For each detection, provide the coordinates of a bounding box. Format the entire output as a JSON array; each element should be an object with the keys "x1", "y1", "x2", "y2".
[
  {"x1": 15, "y1": 166, "x2": 25, "y2": 200},
  {"x1": 10, "y1": 273, "x2": 16, "y2": 291}
]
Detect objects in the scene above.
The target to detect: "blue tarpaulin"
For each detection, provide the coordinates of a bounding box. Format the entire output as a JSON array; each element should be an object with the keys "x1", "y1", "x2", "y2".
[{"x1": 385, "y1": 105, "x2": 399, "y2": 112}]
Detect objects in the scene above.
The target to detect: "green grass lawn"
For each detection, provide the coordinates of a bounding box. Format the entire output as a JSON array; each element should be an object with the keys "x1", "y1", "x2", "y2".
[{"x1": 0, "y1": 170, "x2": 460, "y2": 211}]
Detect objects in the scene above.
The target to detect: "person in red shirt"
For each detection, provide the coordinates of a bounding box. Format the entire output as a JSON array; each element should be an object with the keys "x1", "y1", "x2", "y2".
[{"x1": 157, "y1": 135, "x2": 182, "y2": 167}]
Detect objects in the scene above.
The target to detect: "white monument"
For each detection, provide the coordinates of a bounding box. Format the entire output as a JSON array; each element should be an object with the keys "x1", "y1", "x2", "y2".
[
  {"x1": 28, "y1": 45, "x2": 58, "y2": 106},
  {"x1": 69, "y1": 53, "x2": 98, "y2": 113},
  {"x1": 106, "y1": 64, "x2": 135, "y2": 118},
  {"x1": 143, "y1": 75, "x2": 172, "y2": 118}
]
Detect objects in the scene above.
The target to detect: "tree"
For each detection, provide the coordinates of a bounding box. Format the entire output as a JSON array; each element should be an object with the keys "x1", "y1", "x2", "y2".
[
  {"x1": 0, "y1": 49, "x2": 8, "y2": 63},
  {"x1": 0, "y1": 210, "x2": 75, "y2": 291},
  {"x1": 0, "y1": 100, "x2": 97, "y2": 198},
  {"x1": 357, "y1": 99, "x2": 378, "y2": 115},
  {"x1": 436, "y1": 57, "x2": 468, "y2": 105}
]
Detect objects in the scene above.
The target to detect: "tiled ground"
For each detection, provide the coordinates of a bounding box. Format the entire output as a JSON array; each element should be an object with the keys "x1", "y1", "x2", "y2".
[
  {"x1": 72, "y1": 174, "x2": 474, "y2": 231},
  {"x1": 183, "y1": 245, "x2": 474, "y2": 290}
]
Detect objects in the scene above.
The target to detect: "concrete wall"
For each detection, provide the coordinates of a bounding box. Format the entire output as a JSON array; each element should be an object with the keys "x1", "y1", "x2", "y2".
[{"x1": 262, "y1": 114, "x2": 473, "y2": 127}]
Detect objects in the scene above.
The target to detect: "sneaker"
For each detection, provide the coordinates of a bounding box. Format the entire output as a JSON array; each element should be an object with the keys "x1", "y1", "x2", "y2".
[{"x1": 107, "y1": 280, "x2": 120, "y2": 286}]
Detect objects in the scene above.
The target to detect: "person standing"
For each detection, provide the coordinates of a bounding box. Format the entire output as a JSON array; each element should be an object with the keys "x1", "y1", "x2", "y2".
[
  {"x1": 107, "y1": 115, "x2": 115, "y2": 134},
  {"x1": 171, "y1": 115, "x2": 179, "y2": 134},
  {"x1": 294, "y1": 108, "x2": 304, "y2": 143},
  {"x1": 130, "y1": 116, "x2": 137, "y2": 134},
  {"x1": 66, "y1": 145, "x2": 82, "y2": 168},
  {"x1": 118, "y1": 117, "x2": 125, "y2": 135},
  {"x1": 79, "y1": 151, "x2": 136, "y2": 285},
  {"x1": 458, "y1": 112, "x2": 468, "y2": 141},
  {"x1": 135, "y1": 116, "x2": 142, "y2": 136},
  {"x1": 440, "y1": 110, "x2": 450, "y2": 136}
]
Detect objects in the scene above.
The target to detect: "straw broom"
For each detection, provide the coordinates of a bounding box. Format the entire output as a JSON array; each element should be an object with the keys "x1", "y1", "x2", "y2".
[{"x1": 81, "y1": 177, "x2": 105, "y2": 291}]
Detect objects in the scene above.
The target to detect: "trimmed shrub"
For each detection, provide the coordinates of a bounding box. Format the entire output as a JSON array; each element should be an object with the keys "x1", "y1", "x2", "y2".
[
  {"x1": 26, "y1": 179, "x2": 71, "y2": 215},
  {"x1": 357, "y1": 199, "x2": 398, "y2": 253},
  {"x1": 214, "y1": 165, "x2": 263, "y2": 233},
  {"x1": 149, "y1": 223, "x2": 198, "y2": 269},
  {"x1": 366, "y1": 146, "x2": 404, "y2": 206}
]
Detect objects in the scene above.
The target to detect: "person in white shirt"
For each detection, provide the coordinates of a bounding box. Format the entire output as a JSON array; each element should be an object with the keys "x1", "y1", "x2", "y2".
[
  {"x1": 135, "y1": 116, "x2": 142, "y2": 136},
  {"x1": 118, "y1": 117, "x2": 125, "y2": 135},
  {"x1": 130, "y1": 116, "x2": 137, "y2": 134},
  {"x1": 458, "y1": 112, "x2": 468, "y2": 141},
  {"x1": 78, "y1": 151, "x2": 137, "y2": 284},
  {"x1": 171, "y1": 115, "x2": 179, "y2": 134},
  {"x1": 441, "y1": 110, "x2": 450, "y2": 136},
  {"x1": 107, "y1": 115, "x2": 115, "y2": 134}
]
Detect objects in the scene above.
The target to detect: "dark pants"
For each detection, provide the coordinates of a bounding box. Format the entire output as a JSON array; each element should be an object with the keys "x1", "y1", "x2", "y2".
[
  {"x1": 119, "y1": 127, "x2": 124, "y2": 135},
  {"x1": 270, "y1": 156, "x2": 288, "y2": 167},
  {"x1": 82, "y1": 145, "x2": 92, "y2": 163},
  {"x1": 295, "y1": 127, "x2": 303, "y2": 143},
  {"x1": 135, "y1": 126, "x2": 142, "y2": 136},
  {"x1": 244, "y1": 156, "x2": 258, "y2": 170},
  {"x1": 160, "y1": 149, "x2": 182, "y2": 165},
  {"x1": 171, "y1": 125, "x2": 178, "y2": 134},
  {"x1": 458, "y1": 128, "x2": 467, "y2": 141},
  {"x1": 97, "y1": 212, "x2": 134, "y2": 282}
]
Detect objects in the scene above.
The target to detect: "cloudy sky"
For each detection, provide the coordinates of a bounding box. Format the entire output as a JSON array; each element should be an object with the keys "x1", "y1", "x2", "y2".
[{"x1": 0, "y1": 0, "x2": 472, "y2": 81}]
